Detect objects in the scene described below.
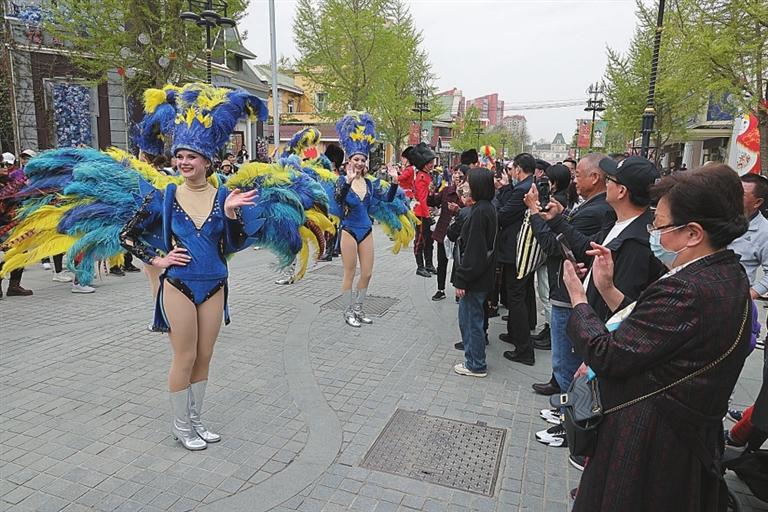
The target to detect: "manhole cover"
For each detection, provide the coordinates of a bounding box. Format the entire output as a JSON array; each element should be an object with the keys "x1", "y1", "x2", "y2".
[
  {"x1": 310, "y1": 265, "x2": 347, "y2": 277},
  {"x1": 361, "y1": 409, "x2": 506, "y2": 496},
  {"x1": 321, "y1": 294, "x2": 399, "y2": 316}
]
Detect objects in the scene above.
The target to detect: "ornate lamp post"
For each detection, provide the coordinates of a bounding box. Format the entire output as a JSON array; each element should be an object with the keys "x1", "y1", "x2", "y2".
[
  {"x1": 412, "y1": 88, "x2": 431, "y2": 144},
  {"x1": 640, "y1": 0, "x2": 666, "y2": 158},
  {"x1": 180, "y1": 0, "x2": 236, "y2": 85},
  {"x1": 584, "y1": 81, "x2": 606, "y2": 149}
]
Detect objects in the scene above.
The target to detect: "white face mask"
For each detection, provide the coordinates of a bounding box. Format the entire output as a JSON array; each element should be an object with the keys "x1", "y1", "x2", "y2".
[{"x1": 649, "y1": 225, "x2": 687, "y2": 268}]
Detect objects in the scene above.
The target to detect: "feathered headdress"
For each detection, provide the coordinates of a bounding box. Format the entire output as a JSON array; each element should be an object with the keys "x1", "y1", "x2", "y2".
[
  {"x1": 480, "y1": 145, "x2": 496, "y2": 160},
  {"x1": 172, "y1": 83, "x2": 269, "y2": 161},
  {"x1": 133, "y1": 84, "x2": 180, "y2": 156},
  {"x1": 281, "y1": 127, "x2": 321, "y2": 159},
  {"x1": 335, "y1": 112, "x2": 376, "y2": 158}
]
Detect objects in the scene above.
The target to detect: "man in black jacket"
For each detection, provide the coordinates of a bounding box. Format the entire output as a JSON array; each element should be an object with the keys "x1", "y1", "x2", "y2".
[
  {"x1": 540, "y1": 156, "x2": 665, "y2": 323},
  {"x1": 497, "y1": 153, "x2": 537, "y2": 366},
  {"x1": 526, "y1": 153, "x2": 614, "y2": 396}
]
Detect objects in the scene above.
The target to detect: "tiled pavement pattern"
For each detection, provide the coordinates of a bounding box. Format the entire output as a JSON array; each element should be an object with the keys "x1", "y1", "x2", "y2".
[{"x1": 1, "y1": 227, "x2": 766, "y2": 512}]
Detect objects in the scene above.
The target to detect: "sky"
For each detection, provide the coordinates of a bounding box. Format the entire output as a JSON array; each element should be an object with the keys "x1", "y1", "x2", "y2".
[{"x1": 241, "y1": 0, "x2": 641, "y2": 142}]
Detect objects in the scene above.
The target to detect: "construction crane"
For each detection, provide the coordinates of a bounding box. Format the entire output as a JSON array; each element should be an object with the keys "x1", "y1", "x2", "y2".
[{"x1": 501, "y1": 99, "x2": 584, "y2": 111}]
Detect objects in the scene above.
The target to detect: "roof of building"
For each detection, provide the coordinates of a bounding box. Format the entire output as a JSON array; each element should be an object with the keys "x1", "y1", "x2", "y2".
[
  {"x1": 251, "y1": 65, "x2": 304, "y2": 95},
  {"x1": 552, "y1": 132, "x2": 567, "y2": 145}
]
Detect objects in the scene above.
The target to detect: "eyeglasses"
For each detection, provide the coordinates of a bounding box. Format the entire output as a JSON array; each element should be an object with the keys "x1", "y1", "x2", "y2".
[
  {"x1": 605, "y1": 176, "x2": 621, "y2": 185},
  {"x1": 646, "y1": 223, "x2": 681, "y2": 234}
]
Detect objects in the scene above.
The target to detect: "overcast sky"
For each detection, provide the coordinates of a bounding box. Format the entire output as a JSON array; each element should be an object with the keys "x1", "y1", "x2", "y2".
[{"x1": 242, "y1": 0, "x2": 641, "y2": 142}]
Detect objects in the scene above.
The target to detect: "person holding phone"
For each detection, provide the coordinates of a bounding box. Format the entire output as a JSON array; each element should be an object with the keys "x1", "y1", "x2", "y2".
[{"x1": 523, "y1": 156, "x2": 612, "y2": 410}]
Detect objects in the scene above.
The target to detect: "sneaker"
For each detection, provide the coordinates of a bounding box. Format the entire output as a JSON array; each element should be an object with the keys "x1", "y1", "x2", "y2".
[
  {"x1": 453, "y1": 362, "x2": 487, "y2": 378},
  {"x1": 757, "y1": 338, "x2": 765, "y2": 350},
  {"x1": 726, "y1": 409, "x2": 743, "y2": 422},
  {"x1": 569, "y1": 455, "x2": 586, "y2": 471},
  {"x1": 52, "y1": 272, "x2": 73, "y2": 283},
  {"x1": 42, "y1": 262, "x2": 51, "y2": 270},
  {"x1": 536, "y1": 423, "x2": 565, "y2": 442},
  {"x1": 432, "y1": 290, "x2": 446, "y2": 301},
  {"x1": 540, "y1": 408, "x2": 561, "y2": 425},
  {"x1": 416, "y1": 267, "x2": 432, "y2": 278},
  {"x1": 71, "y1": 283, "x2": 95, "y2": 294},
  {"x1": 425, "y1": 265, "x2": 437, "y2": 274},
  {"x1": 547, "y1": 432, "x2": 568, "y2": 447},
  {"x1": 109, "y1": 266, "x2": 125, "y2": 276},
  {"x1": 123, "y1": 264, "x2": 141, "y2": 272}
]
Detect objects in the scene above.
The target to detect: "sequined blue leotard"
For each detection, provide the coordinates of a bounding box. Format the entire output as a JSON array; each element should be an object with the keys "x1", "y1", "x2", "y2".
[
  {"x1": 335, "y1": 176, "x2": 398, "y2": 243},
  {"x1": 120, "y1": 183, "x2": 250, "y2": 331}
]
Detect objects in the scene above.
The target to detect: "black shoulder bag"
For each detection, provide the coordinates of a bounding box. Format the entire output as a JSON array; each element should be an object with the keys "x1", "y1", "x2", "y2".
[{"x1": 551, "y1": 299, "x2": 750, "y2": 457}]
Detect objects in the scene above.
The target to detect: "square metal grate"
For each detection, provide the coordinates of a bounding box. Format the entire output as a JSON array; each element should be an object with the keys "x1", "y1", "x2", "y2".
[
  {"x1": 321, "y1": 294, "x2": 399, "y2": 316},
  {"x1": 361, "y1": 409, "x2": 506, "y2": 496},
  {"x1": 310, "y1": 265, "x2": 348, "y2": 277}
]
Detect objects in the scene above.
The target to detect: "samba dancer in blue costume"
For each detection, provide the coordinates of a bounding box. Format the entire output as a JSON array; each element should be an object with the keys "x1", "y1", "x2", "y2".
[
  {"x1": 335, "y1": 113, "x2": 400, "y2": 327},
  {"x1": 120, "y1": 85, "x2": 262, "y2": 451}
]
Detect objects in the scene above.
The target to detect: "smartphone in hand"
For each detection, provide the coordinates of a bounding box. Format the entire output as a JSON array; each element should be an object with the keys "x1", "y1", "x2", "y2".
[
  {"x1": 536, "y1": 176, "x2": 551, "y2": 211},
  {"x1": 556, "y1": 233, "x2": 577, "y2": 265}
]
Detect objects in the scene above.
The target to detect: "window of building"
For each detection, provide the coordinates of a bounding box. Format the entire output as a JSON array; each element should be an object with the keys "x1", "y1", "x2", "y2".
[
  {"x1": 287, "y1": 99, "x2": 295, "y2": 113},
  {"x1": 315, "y1": 92, "x2": 327, "y2": 112}
]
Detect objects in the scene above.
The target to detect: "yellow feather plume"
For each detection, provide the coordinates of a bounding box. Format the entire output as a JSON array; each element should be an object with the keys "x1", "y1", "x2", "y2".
[
  {"x1": 226, "y1": 161, "x2": 293, "y2": 190},
  {"x1": 294, "y1": 225, "x2": 316, "y2": 281}
]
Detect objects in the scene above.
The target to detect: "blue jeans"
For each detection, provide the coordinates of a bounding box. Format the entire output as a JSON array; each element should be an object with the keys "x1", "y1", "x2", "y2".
[
  {"x1": 551, "y1": 305, "x2": 582, "y2": 392},
  {"x1": 459, "y1": 290, "x2": 487, "y2": 373}
]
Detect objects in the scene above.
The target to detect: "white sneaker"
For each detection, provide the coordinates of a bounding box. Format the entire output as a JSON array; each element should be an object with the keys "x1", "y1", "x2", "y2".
[
  {"x1": 71, "y1": 284, "x2": 95, "y2": 294},
  {"x1": 540, "y1": 408, "x2": 562, "y2": 425},
  {"x1": 42, "y1": 262, "x2": 51, "y2": 270},
  {"x1": 536, "y1": 423, "x2": 563, "y2": 442},
  {"x1": 52, "y1": 272, "x2": 73, "y2": 283},
  {"x1": 453, "y1": 362, "x2": 487, "y2": 378}
]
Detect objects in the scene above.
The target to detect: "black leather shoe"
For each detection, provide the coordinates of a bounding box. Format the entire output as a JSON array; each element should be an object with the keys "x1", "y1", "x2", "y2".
[
  {"x1": 123, "y1": 264, "x2": 141, "y2": 272},
  {"x1": 501, "y1": 315, "x2": 509, "y2": 322},
  {"x1": 416, "y1": 267, "x2": 432, "y2": 278},
  {"x1": 533, "y1": 337, "x2": 551, "y2": 350},
  {"x1": 531, "y1": 324, "x2": 550, "y2": 341},
  {"x1": 498, "y1": 333, "x2": 515, "y2": 344},
  {"x1": 532, "y1": 382, "x2": 560, "y2": 395},
  {"x1": 503, "y1": 349, "x2": 535, "y2": 366},
  {"x1": 110, "y1": 266, "x2": 125, "y2": 276},
  {"x1": 454, "y1": 342, "x2": 464, "y2": 350},
  {"x1": 425, "y1": 265, "x2": 437, "y2": 274}
]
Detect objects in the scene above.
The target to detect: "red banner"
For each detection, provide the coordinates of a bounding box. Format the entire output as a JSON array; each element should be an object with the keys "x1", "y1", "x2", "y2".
[
  {"x1": 408, "y1": 122, "x2": 421, "y2": 146},
  {"x1": 577, "y1": 119, "x2": 592, "y2": 149}
]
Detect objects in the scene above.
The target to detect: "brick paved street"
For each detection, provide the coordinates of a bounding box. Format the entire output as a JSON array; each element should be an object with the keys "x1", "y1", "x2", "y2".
[{"x1": 2, "y1": 227, "x2": 767, "y2": 512}]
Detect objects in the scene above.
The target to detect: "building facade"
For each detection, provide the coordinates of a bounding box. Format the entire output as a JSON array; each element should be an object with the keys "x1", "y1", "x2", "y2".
[
  {"x1": 2, "y1": 2, "x2": 268, "y2": 157},
  {"x1": 530, "y1": 133, "x2": 569, "y2": 164},
  {"x1": 466, "y1": 93, "x2": 504, "y2": 127}
]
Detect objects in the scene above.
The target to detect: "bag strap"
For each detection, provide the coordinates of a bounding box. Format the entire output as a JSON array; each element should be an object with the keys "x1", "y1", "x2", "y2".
[{"x1": 604, "y1": 298, "x2": 750, "y2": 415}]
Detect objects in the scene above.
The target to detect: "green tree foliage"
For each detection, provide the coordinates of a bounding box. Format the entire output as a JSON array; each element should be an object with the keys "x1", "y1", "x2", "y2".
[
  {"x1": 668, "y1": 0, "x2": 768, "y2": 173},
  {"x1": 43, "y1": 0, "x2": 249, "y2": 96},
  {"x1": 451, "y1": 106, "x2": 525, "y2": 159},
  {"x1": 293, "y1": 0, "x2": 439, "y2": 158},
  {"x1": 602, "y1": 0, "x2": 707, "y2": 164}
]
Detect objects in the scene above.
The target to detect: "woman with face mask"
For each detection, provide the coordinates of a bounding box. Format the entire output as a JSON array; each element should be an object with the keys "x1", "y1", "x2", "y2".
[
  {"x1": 561, "y1": 164, "x2": 752, "y2": 511},
  {"x1": 335, "y1": 113, "x2": 400, "y2": 327}
]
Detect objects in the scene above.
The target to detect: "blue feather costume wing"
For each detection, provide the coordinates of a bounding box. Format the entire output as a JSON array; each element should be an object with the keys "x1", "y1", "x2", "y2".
[{"x1": 1, "y1": 148, "x2": 162, "y2": 285}]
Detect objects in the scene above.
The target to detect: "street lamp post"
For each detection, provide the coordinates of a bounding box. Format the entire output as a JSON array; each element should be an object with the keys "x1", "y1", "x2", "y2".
[
  {"x1": 500, "y1": 135, "x2": 507, "y2": 161},
  {"x1": 584, "y1": 81, "x2": 606, "y2": 149},
  {"x1": 640, "y1": 0, "x2": 666, "y2": 159},
  {"x1": 474, "y1": 127, "x2": 483, "y2": 147},
  {"x1": 412, "y1": 88, "x2": 431, "y2": 144},
  {"x1": 180, "y1": 0, "x2": 236, "y2": 85}
]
